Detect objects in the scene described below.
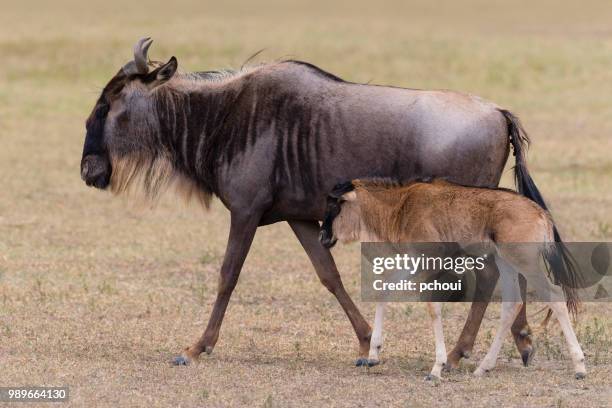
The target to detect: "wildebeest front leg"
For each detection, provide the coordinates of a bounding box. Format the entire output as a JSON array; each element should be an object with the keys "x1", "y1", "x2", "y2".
[
  {"x1": 446, "y1": 259, "x2": 532, "y2": 368},
  {"x1": 289, "y1": 220, "x2": 372, "y2": 366},
  {"x1": 173, "y1": 212, "x2": 260, "y2": 365}
]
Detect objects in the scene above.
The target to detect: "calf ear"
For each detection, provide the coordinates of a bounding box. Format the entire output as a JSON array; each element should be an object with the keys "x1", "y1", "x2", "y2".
[{"x1": 143, "y1": 56, "x2": 178, "y2": 89}]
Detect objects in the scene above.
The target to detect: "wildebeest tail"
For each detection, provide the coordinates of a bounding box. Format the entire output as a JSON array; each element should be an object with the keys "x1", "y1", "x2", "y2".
[
  {"x1": 499, "y1": 109, "x2": 581, "y2": 320},
  {"x1": 542, "y1": 226, "x2": 581, "y2": 319},
  {"x1": 499, "y1": 109, "x2": 550, "y2": 211}
]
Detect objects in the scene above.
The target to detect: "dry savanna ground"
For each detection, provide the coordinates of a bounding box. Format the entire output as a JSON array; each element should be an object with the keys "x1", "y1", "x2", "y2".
[{"x1": 1, "y1": 1, "x2": 611, "y2": 407}]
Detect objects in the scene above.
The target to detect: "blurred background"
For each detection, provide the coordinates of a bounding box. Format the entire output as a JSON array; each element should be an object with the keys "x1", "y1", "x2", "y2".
[{"x1": 1, "y1": 1, "x2": 610, "y2": 406}]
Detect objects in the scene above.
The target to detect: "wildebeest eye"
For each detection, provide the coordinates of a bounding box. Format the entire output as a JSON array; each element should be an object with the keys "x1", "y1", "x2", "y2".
[{"x1": 115, "y1": 110, "x2": 129, "y2": 124}]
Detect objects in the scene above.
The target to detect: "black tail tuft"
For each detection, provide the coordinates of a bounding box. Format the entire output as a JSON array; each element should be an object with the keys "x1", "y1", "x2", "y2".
[
  {"x1": 543, "y1": 228, "x2": 582, "y2": 318},
  {"x1": 499, "y1": 109, "x2": 550, "y2": 211}
]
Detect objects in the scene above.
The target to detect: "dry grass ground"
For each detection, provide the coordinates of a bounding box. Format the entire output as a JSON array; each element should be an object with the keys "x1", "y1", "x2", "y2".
[{"x1": 1, "y1": 1, "x2": 611, "y2": 406}]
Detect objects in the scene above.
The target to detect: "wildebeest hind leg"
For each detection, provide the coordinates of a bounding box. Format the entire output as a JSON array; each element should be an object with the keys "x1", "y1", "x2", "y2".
[
  {"x1": 289, "y1": 220, "x2": 372, "y2": 366},
  {"x1": 173, "y1": 212, "x2": 260, "y2": 365}
]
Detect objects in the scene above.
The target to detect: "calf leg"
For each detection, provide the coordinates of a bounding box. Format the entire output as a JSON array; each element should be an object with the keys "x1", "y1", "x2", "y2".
[
  {"x1": 474, "y1": 301, "x2": 523, "y2": 376},
  {"x1": 548, "y1": 301, "x2": 586, "y2": 379},
  {"x1": 529, "y1": 267, "x2": 586, "y2": 378},
  {"x1": 474, "y1": 261, "x2": 523, "y2": 376},
  {"x1": 426, "y1": 302, "x2": 447, "y2": 380},
  {"x1": 511, "y1": 276, "x2": 534, "y2": 366},
  {"x1": 289, "y1": 220, "x2": 372, "y2": 365},
  {"x1": 447, "y1": 259, "x2": 532, "y2": 368},
  {"x1": 367, "y1": 303, "x2": 385, "y2": 366},
  {"x1": 173, "y1": 212, "x2": 260, "y2": 365},
  {"x1": 447, "y1": 301, "x2": 489, "y2": 368},
  {"x1": 447, "y1": 260, "x2": 498, "y2": 367}
]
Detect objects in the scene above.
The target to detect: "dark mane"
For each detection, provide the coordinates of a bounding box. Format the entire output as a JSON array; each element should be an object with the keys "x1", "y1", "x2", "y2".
[
  {"x1": 283, "y1": 60, "x2": 348, "y2": 83},
  {"x1": 192, "y1": 69, "x2": 239, "y2": 81},
  {"x1": 281, "y1": 60, "x2": 415, "y2": 90}
]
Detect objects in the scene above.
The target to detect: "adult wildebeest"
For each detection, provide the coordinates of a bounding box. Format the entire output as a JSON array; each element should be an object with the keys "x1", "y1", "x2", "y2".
[
  {"x1": 81, "y1": 38, "x2": 545, "y2": 366},
  {"x1": 319, "y1": 177, "x2": 585, "y2": 379}
]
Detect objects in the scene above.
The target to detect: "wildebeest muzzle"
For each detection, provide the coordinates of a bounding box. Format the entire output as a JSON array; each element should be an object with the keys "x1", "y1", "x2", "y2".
[{"x1": 81, "y1": 154, "x2": 111, "y2": 189}]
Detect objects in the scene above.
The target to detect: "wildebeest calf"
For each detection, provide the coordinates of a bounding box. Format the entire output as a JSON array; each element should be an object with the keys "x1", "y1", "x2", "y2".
[{"x1": 320, "y1": 177, "x2": 586, "y2": 379}]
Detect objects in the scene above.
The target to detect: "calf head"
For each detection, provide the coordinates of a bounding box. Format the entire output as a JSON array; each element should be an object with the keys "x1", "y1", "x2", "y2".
[{"x1": 319, "y1": 181, "x2": 359, "y2": 248}]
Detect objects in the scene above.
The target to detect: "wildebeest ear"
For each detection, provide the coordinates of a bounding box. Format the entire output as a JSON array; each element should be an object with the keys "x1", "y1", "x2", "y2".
[{"x1": 143, "y1": 56, "x2": 178, "y2": 88}]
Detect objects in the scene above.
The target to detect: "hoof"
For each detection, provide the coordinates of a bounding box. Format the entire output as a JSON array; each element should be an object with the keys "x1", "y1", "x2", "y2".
[
  {"x1": 521, "y1": 350, "x2": 530, "y2": 367},
  {"x1": 367, "y1": 359, "x2": 380, "y2": 367},
  {"x1": 355, "y1": 357, "x2": 368, "y2": 367},
  {"x1": 575, "y1": 372, "x2": 587, "y2": 380},
  {"x1": 172, "y1": 355, "x2": 191, "y2": 366},
  {"x1": 424, "y1": 374, "x2": 439, "y2": 381},
  {"x1": 521, "y1": 346, "x2": 535, "y2": 367},
  {"x1": 445, "y1": 350, "x2": 464, "y2": 369},
  {"x1": 444, "y1": 358, "x2": 460, "y2": 370}
]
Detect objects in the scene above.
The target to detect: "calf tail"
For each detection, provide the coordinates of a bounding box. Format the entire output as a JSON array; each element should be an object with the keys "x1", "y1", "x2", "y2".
[{"x1": 542, "y1": 226, "x2": 581, "y2": 319}]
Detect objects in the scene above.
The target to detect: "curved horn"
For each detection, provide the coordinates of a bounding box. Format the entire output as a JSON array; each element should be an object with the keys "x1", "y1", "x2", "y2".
[{"x1": 133, "y1": 37, "x2": 153, "y2": 74}]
